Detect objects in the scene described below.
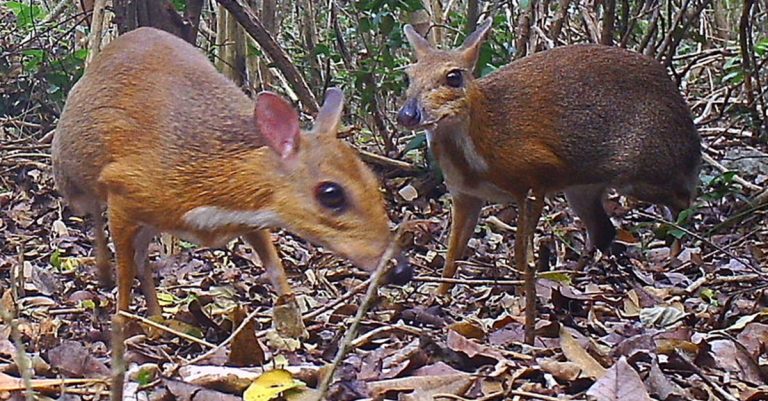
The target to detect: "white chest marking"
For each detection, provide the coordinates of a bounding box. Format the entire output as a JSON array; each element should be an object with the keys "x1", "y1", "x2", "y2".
[
  {"x1": 183, "y1": 206, "x2": 282, "y2": 231},
  {"x1": 453, "y1": 132, "x2": 489, "y2": 173},
  {"x1": 428, "y1": 130, "x2": 510, "y2": 203}
]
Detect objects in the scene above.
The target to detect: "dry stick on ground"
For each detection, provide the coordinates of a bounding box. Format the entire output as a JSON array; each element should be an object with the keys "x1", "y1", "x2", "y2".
[
  {"x1": 435, "y1": 389, "x2": 567, "y2": 401},
  {"x1": 118, "y1": 310, "x2": 216, "y2": 348},
  {"x1": 314, "y1": 235, "x2": 403, "y2": 400},
  {"x1": 702, "y1": 153, "x2": 762, "y2": 192},
  {"x1": 215, "y1": 0, "x2": 319, "y2": 113},
  {"x1": 302, "y1": 279, "x2": 371, "y2": 321},
  {"x1": 110, "y1": 315, "x2": 126, "y2": 401},
  {"x1": 412, "y1": 276, "x2": 525, "y2": 286},
  {"x1": 0, "y1": 268, "x2": 34, "y2": 401},
  {"x1": 672, "y1": 350, "x2": 739, "y2": 401}
]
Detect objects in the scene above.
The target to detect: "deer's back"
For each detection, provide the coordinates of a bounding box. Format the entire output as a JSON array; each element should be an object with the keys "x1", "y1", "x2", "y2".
[{"x1": 475, "y1": 44, "x2": 700, "y2": 190}]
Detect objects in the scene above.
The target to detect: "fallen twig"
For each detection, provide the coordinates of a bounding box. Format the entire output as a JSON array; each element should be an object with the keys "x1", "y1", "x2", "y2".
[
  {"x1": 118, "y1": 311, "x2": 216, "y2": 348},
  {"x1": 702, "y1": 153, "x2": 762, "y2": 192},
  {"x1": 302, "y1": 279, "x2": 370, "y2": 321},
  {"x1": 412, "y1": 276, "x2": 524, "y2": 286},
  {"x1": 314, "y1": 227, "x2": 404, "y2": 400},
  {"x1": 183, "y1": 308, "x2": 263, "y2": 365}
]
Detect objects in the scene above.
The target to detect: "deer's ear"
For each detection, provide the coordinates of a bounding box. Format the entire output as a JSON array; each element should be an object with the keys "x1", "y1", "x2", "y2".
[
  {"x1": 460, "y1": 19, "x2": 492, "y2": 67},
  {"x1": 313, "y1": 87, "x2": 344, "y2": 136},
  {"x1": 255, "y1": 91, "x2": 301, "y2": 160},
  {"x1": 404, "y1": 24, "x2": 433, "y2": 60}
]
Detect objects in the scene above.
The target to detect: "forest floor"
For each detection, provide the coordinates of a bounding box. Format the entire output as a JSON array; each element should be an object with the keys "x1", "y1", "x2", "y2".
[{"x1": 2, "y1": 76, "x2": 768, "y2": 401}]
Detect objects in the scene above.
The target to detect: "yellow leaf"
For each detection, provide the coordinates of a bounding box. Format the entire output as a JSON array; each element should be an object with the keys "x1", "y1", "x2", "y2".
[{"x1": 243, "y1": 369, "x2": 305, "y2": 401}]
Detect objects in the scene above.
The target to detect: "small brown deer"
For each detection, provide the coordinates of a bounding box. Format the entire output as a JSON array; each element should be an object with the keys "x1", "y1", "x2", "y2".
[
  {"x1": 52, "y1": 27, "x2": 411, "y2": 344},
  {"x1": 397, "y1": 20, "x2": 701, "y2": 341}
]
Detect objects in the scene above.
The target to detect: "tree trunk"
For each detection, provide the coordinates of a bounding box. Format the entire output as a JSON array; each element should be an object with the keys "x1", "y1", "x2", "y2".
[
  {"x1": 515, "y1": 0, "x2": 536, "y2": 58},
  {"x1": 600, "y1": 0, "x2": 615, "y2": 45},
  {"x1": 298, "y1": 0, "x2": 322, "y2": 89},
  {"x1": 113, "y1": 0, "x2": 198, "y2": 43}
]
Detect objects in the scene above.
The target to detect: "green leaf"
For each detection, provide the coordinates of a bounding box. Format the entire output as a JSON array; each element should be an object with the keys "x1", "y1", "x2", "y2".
[
  {"x1": 5, "y1": 1, "x2": 45, "y2": 28},
  {"x1": 157, "y1": 292, "x2": 179, "y2": 306},
  {"x1": 50, "y1": 250, "x2": 61, "y2": 269},
  {"x1": 171, "y1": 0, "x2": 187, "y2": 12},
  {"x1": 700, "y1": 288, "x2": 718, "y2": 305},
  {"x1": 136, "y1": 367, "x2": 155, "y2": 386},
  {"x1": 79, "y1": 299, "x2": 96, "y2": 310},
  {"x1": 519, "y1": 0, "x2": 532, "y2": 10},
  {"x1": 755, "y1": 38, "x2": 768, "y2": 57},
  {"x1": 398, "y1": 0, "x2": 425, "y2": 12},
  {"x1": 722, "y1": 70, "x2": 744, "y2": 85},
  {"x1": 668, "y1": 227, "x2": 686, "y2": 240},
  {"x1": 380, "y1": 14, "x2": 395, "y2": 35},
  {"x1": 404, "y1": 133, "x2": 427, "y2": 152},
  {"x1": 538, "y1": 271, "x2": 572, "y2": 284}
]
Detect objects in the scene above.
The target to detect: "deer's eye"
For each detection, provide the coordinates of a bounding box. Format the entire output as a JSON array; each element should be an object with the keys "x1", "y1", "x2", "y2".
[
  {"x1": 315, "y1": 181, "x2": 347, "y2": 212},
  {"x1": 445, "y1": 69, "x2": 463, "y2": 88}
]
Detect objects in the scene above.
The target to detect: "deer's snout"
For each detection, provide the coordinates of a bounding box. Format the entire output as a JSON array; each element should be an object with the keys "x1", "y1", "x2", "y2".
[
  {"x1": 397, "y1": 98, "x2": 421, "y2": 128},
  {"x1": 385, "y1": 253, "x2": 413, "y2": 285}
]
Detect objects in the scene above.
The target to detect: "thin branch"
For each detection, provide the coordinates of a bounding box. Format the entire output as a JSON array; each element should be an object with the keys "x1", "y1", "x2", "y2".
[{"x1": 215, "y1": 0, "x2": 319, "y2": 113}]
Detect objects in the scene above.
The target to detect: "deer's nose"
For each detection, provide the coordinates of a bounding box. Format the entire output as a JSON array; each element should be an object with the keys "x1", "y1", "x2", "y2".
[{"x1": 397, "y1": 98, "x2": 421, "y2": 128}]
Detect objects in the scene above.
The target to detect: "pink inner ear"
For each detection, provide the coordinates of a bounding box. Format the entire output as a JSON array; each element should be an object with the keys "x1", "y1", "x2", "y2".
[{"x1": 255, "y1": 92, "x2": 300, "y2": 159}]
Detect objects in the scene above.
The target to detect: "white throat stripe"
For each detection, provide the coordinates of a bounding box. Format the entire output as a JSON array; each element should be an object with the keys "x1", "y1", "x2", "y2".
[{"x1": 183, "y1": 206, "x2": 281, "y2": 231}]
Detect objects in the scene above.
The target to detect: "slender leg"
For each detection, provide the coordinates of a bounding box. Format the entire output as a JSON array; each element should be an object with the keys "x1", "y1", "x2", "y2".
[
  {"x1": 437, "y1": 193, "x2": 484, "y2": 295},
  {"x1": 107, "y1": 207, "x2": 140, "y2": 401},
  {"x1": 564, "y1": 184, "x2": 614, "y2": 252},
  {"x1": 133, "y1": 227, "x2": 160, "y2": 316},
  {"x1": 244, "y1": 230, "x2": 306, "y2": 338},
  {"x1": 92, "y1": 209, "x2": 113, "y2": 288},
  {"x1": 517, "y1": 191, "x2": 544, "y2": 346}
]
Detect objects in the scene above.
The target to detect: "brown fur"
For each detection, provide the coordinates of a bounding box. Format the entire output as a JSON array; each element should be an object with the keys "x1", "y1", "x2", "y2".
[
  {"x1": 52, "y1": 28, "x2": 393, "y2": 317},
  {"x1": 399, "y1": 22, "x2": 701, "y2": 294}
]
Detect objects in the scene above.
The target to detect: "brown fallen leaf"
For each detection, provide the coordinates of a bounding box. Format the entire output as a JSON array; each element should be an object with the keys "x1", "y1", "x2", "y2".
[
  {"x1": 708, "y1": 338, "x2": 765, "y2": 385},
  {"x1": 586, "y1": 356, "x2": 652, "y2": 401},
  {"x1": 228, "y1": 306, "x2": 266, "y2": 367},
  {"x1": 446, "y1": 330, "x2": 505, "y2": 363},
  {"x1": 644, "y1": 358, "x2": 685, "y2": 400},
  {"x1": 367, "y1": 374, "x2": 473, "y2": 401},
  {"x1": 736, "y1": 322, "x2": 768, "y2": 360},
  {"x1": 47, "y1": 341, "x2": 110, "y2": 378},
  {"x1": 559, "y1": 326, "x2": 607, "y2": 379},
  {"x1": 447, "y1": 321, "x2": 486, "y2": 340},
  {"x1": 538, "y1": 359, "x2": 582, "y2": 382}
]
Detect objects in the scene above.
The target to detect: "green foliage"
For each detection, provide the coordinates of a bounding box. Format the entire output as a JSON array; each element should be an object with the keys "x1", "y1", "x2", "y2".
[
  {"x1": 2, "y1": 0, "x2": 88, "y2": 117},
  {"x1": 700, "y1": 171, "x2": 741, "y2": 202},
  {"x1": 49, "y1": 249, "x2": 62, "y2": 269},
  {"x1": 722, "y1": 56, "x2": 744, "y2": 85},
  {"x1": 756, "y1": 38, "x2": 768, "y2": 57},
  {"x1": 171, "y1": 0, "x2": 187, "y2": 12},
  {"x1": 4, "y1": 1, "x2": 45, "y2": 28},
  {"x1": 136, "y1": 367, "x2": 156, "y2": 386}
]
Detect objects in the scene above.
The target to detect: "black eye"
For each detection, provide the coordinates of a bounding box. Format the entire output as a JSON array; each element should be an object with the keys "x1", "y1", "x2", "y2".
[
  {"x1": 445, "y1": 69, "x2": 463, "y2": 87},
  {"x1": 315, "y1": 182, "x2": 347, "y2": 211}
]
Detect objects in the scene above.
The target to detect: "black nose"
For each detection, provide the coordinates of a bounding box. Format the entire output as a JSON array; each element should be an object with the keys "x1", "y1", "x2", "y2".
[
  {"x1": 397, "y1": 98, "x2": 421, "y2": 128},
  {"x1": 386, "y1": 254, "x2": 413, "y2": 285}
]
